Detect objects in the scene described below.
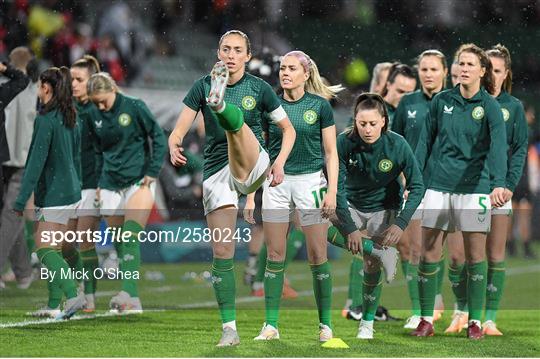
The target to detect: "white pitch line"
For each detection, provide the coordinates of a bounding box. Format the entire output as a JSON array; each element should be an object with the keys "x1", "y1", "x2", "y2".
[{"x1": 2, "y1": 264, "x2": 539, "y2": 327}]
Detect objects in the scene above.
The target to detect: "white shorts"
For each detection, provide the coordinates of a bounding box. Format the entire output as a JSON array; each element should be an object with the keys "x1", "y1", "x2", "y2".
[
  {"x1": 411, "y1": 197, "x2": 425, "y2": 221},
  {"x1": 100, "y1": 179, "x2": 156, "y2": 216},
  {"x1": 422, "y1": 189, "x2": 491, "y2": 232},
  {"x1": 202, "y1": 149, "x2": 270, "y2": 215},
  {"x1": 492, "y1": 199, "x2": 512, "y2": 216},
  {"x1": 262, "y1": 170, "x2": 328, "y2": 226},
  {"x1": 35, "y1": 201, "x2": 80, "y2": 225},
  {"x1": 73, "y1": 189, "x2": 100, "y2": 218},
  {"x1": 348, "y1": 207, "x2": 397, "y2": 239}
]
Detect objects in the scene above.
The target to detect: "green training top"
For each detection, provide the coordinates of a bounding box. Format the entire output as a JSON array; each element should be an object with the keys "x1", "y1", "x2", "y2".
[
  {"x1": 75, "y1": 100, "x2": 102, "y2": 190},
  {"x1": 266, "y1": 92, "x2": 334, "y2": 175},
  {"x1": 183, "y1": 73, "x2": 282, "y2": 180},
  {"x1": 492, "y1": 91, "x2": 528, "y2": 191},
  {"x1": 14, "y1": 109, "x2": 81, "y2": 211},
  {"x1": 392, "y1": 89, "x2": 440, "y2": 153},
  {"x1": 90, "y1": 93, "x2": 166, "y2": 190},
  {"x1": 385, "y1": 101, "x2": 396, "y2": 130},
  {"x1": 415, "y1": 86, "x2": 507, "y2": 194},
  {"x1": 334, "y1": 130, "x2": 424, "y2": 236}
]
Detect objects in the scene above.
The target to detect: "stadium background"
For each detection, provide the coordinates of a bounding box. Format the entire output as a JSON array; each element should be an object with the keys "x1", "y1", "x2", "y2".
[{"x1": 1, "y1": 1, "x2": 540, "y2": 356}]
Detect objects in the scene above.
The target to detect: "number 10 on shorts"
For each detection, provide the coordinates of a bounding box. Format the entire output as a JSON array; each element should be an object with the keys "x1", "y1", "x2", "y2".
[{"x1": 311, "y1": 187, "x2": 328, "y2": 208}]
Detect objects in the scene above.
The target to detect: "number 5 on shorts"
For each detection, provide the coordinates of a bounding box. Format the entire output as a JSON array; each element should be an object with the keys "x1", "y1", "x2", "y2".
[
  {"x1": 311, "y1": 187, "x2": 328, "y2": 208},
  {"x1": 478, "y1": 196, "x2": 487, "y2": 215}
]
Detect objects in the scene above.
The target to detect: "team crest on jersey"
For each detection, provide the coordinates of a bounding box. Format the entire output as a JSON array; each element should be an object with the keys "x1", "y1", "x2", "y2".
[
  {"x1": 502, "y1": 108, "x2": 510, "y2": 122},
  {"x1": 407, "y1": 110, "x2": 417, "y2": 118},
  {"x1": 241, "y1": 96, "x2": 256, "y2": 110},
  {"x1": 472, "y1": 106, "x2": 484, "y2": 121},
  {"x1": 378, "y1": 159, "x2": 393, "y2": 172},
  {"x1": 443, "y1": 105, "x2": 454, "y2": 114},
  {"x1": 303, "y1": 110, "x2": 318, "y2": 124},
  {"x1": 118, "y1": 113, "x2": 132, "y2": 127}
]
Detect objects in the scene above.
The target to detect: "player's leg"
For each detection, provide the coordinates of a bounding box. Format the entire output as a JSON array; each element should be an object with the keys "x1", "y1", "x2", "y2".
[
  {"x1": 483, "y1": 203, "x2": 511, "y2": 335},
  {"x1": 445, "y1": 231, "x2": 468, "y2": 333},
  {"x1": 403, "y1": 219, "x2": 423, "y2": 329}
]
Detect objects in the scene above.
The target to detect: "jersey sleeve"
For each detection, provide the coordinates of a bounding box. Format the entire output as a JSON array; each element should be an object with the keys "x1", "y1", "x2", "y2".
[
  {"x1": 414, "y1": 95, "x2": 439, "y2": 174},
  {"x1": 395, "y1": 140, "x2": 424, "y2": 230},
  {"x1": 486, "y1": 99, "x2": 508, "y2": 189},
  {"x1": 506, "y1": 101, "x2": 528, "y2": 191},
  {"x1": 332, "y1": 133, "x2": 357, "y2": 236},
  {"x1": 14, "y1": 115, "x2": 53, "y2": 211},
  {"x1": 260, "y1": 81, "x2": 287, "y2": 122},
  {"x1": 392, "y1": 98, "x2": 406, "y2": 137},
  {"x1": 320, "y1": 99, "x2": 335, "y2": 129},
  {"x1": 135, "y1": 99, "x2": 167, "y2": 178},
  {"x1": 182, "y1": 78, "x2": 205, "y2": 112}
]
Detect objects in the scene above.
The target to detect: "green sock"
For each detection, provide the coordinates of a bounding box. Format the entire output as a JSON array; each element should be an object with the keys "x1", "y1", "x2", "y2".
[
  {"x1": 120, "y1": 220, "x2": 142, "y2": 297},
  {"x1": 407, "y1": 263, "x2": 421, "y2": 316},
  {"x1": 24, "y1": 220, "x2": 35, "y2": 260},
  {"x1": 46, "y1": 249, "x2": 63, "y2": 309},
  {"x1": 467, "y1": 261, "x2": 487, "y2": 321},
  {"x1": 212, "y1": 258, "x2": 236, "y2": 324},
  {"x1": 401, "y1": 260, "x2": 409, "y2": 278},
  {"x1": 419, "y1": 261, "x2": 439, "y2": 317},
  {"x1": 350, "y1": 255, "x2": 364, "y2": 308},
  {"x1": 485, "y1": 261, "x2": 505, "y2": 322},
  {"x1": 436, "y1": 257, "x2": 445, "y2": 295},
  {"x1": 37, "y1": 247, "x2": 77, "y2": 299},
  {"x1": 327, "y1": 226, "x2": 346, "y2": 249},
  {"x1": 284, "y1": 229, "x2": 305, "y2": 268},
  {"x1": 264, "y1": 260, "x2": 285, "y2": 328},
  {"x1": 362, "y1": 270, "x2": 383, "y2": 321},
  {"x1": 254, "y1": 244, "x2": 267, "y2": 283},
  {"x1": 310, "y1": 261, "x2": 332, "y2": 328},
  {"x1": 448, "y1": 264, "x2": 468, "y2": 311},
  {"x1": 62, "y1": 245, "x2": 83, "y2": 283},
  {"x1": 213, "y1": 102, "x2": 244, "y2": 132},
  {"x1": 80, "y1": 248, "x2": 99, "y2": 294},
  {"x1": 362, "y1": 238, "x2": 374, "y2": 255}
]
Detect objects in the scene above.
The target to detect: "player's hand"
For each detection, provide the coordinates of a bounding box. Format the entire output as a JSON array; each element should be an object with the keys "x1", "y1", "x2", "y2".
[
  {"x1": 243, "y1": 194, "x2": 256, "y2": 225},
  {"x1": 381, "y1": 224, "x2": 403, "y2": 246},
  {"x1": 0, "y1": 63, "x2": 7, "y2": 73},
  {"x1": 321, "y1": 190, "x2": 336, "y2": 219},
  {"x1": 142, "y1": 176, "x2": 156, "y2": 187},
  {"x1": 503, "y1": 188, "x2": 513, "y2": 203},
  {"x1": 490, "y1": 187, "x2": 506, "y2": 208},
  {"x1": 13, "y1": 209, "x2": 23, "y2": 217},
  {"x1": 347, "y1": 230, "x2": 362, "y2": 255},
  {"x1": 403, "y1": 190, "x2": 409, "y2": 201},
  {"x1": 269, "y1": 161, "x2": 284, "y2": 187},
  {"x1": 169, "y1": 143, "x2": 187, "y2": 167}
]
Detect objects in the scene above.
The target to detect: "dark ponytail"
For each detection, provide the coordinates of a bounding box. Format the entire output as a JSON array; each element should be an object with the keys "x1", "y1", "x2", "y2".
[
  {"x1": 381, "y1": 62, "x2": 416, "y2": 98},
  {"x1": 39, "y1": 66, "x2": 77, "y2": 128},
  {"x1": 347, "y1": 92, "x2": 389, "y2": 138},
  {"x1": 486, "y1": 44, "x2": 513, "y2": 94},
  {"x1": 456, "y1": 43, "x2": 495, "y2": 95}
]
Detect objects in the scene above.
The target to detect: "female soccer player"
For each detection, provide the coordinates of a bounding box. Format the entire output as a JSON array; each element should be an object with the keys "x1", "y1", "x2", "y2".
[
  {"x1": 168, "y1": 30, "x2": 294, "y2": 347},
  {"x1": 412, "y1": 43, "x2": 507, "y2": 340},
  {"x1": 87, "y1": 72, "x2": 167, "y2": 314},
  {"x1": 14, "y1": 67, "x2": 86, "y2": 319},
  {"x1": 61, "y1": 55, "x2": 102, "y2": 312},
  {"x1": 334, "y1": 93, "x2": 424, "y2": 339},
  {"x1": 393, "y1": 49, "x2": 448, "y2": 329},
  {"x1": 253, "y1": 51, "x2": 342, "y2": 342},
  {"x1": 381, "y1": 63, "x2": 417, "y2": 128}
]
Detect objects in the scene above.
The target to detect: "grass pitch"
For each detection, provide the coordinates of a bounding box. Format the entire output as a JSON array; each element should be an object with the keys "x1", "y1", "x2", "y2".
[{"x1": 1, "y1": 244, "x2": 539, "y2": 357}]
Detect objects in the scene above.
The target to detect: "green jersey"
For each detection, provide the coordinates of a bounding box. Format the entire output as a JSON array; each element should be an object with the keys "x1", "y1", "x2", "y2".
[
  {"x1": 385, "y1": 101, "x2": 396, "y2": 129},
  {"x1": 90, "y1": 93, "x2": 166, "y2": 190},
  {"x1": 393, "y1": 90, "x2": 440, "y2": 153},
  {"x1": 492, "y1": 91, "x2": 528, "y2": 191},
  {"x1": 415, "y1": 86, "x2": 507, "y2": 194},
  {"x1": 335, "y1": 130, "x2": 424, "y2": 235},
  {"x1": 266, "y1": 92, "x2": 334, "y2": 175},
  {"x1": 75, "y1": 100, "x2": 102, "y2": 189},
  {"x1": 183, "y1": 73, "x2": 282, "y2": 180},
  {"x1": 15, "y1": 110, "x2": 81, "y2": 211}
]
